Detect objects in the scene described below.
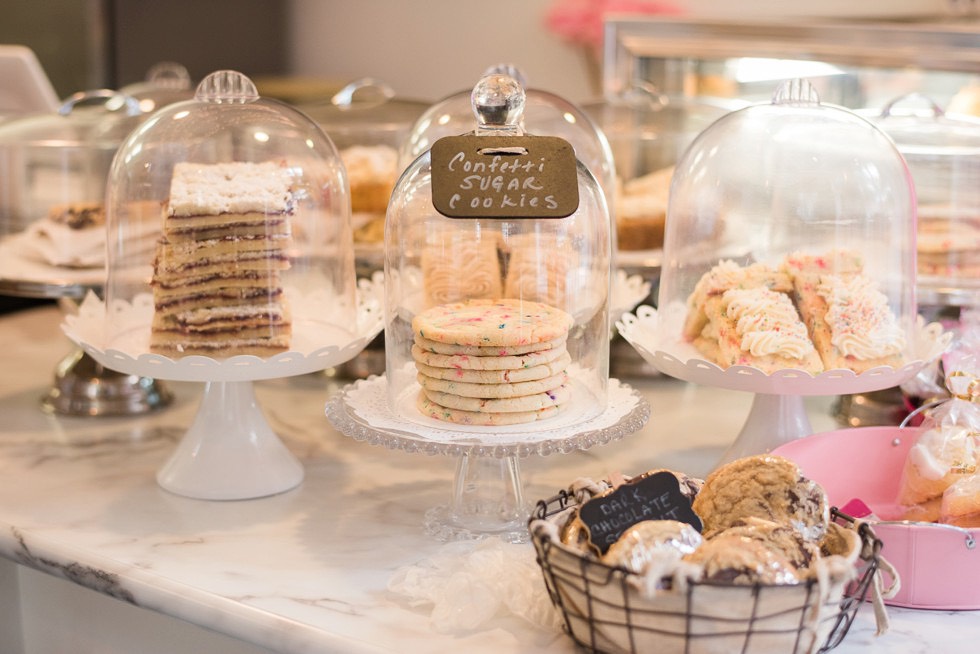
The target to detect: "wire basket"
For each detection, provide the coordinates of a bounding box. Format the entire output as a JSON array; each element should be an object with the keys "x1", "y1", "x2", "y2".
[{"x1": 529, "y1": 491, "x2": 881, "y2": 654}]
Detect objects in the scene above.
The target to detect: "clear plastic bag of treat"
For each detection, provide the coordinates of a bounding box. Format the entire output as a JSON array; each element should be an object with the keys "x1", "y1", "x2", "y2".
[{"x1": 897, "y1": 362, "x2": 980, "y2": 522}]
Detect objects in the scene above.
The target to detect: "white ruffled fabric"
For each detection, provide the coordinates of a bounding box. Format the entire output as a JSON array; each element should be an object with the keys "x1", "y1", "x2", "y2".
[{"x1": 387, "y1": 539, "x2": 562, "y2": 634}]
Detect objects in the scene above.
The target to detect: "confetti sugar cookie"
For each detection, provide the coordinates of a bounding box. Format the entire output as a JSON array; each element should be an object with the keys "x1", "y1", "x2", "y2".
[
  {"x1": 411, "y1": 298, "x2": 573, "y2": 347},
  {"x1": 416, "y1": 393, "x2": 561, "y2": 426}
]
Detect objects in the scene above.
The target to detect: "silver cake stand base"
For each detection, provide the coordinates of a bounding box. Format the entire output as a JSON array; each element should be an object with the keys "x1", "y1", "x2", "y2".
[{"x1": 41, "y1": 346, "x2": 172, "y2": 416}]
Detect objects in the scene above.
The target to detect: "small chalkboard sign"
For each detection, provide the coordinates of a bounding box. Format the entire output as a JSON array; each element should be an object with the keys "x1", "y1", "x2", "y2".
[
  {"x1": 430, "y1": 134, "x2": 579, "y2": 219},
  {"x1": 578, "y1": 471, "x2": 703, "y2": 555}
]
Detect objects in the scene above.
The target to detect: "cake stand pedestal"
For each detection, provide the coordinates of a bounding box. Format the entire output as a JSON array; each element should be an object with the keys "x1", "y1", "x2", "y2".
[
  {"x1": 156, "y1": 380, "x2": 304, "y2": 499},
  {"x1": 729, "y1": 393, "x2": 812, "y2": 463},
  {"x1": 325, "y1": 374, "x2": 650, "y2": 542},
  {"x1": 618, "y1": 304, "x2": 950, "y2": 466}
]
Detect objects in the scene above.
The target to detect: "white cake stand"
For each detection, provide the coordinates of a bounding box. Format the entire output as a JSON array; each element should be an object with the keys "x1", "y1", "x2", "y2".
[
  {"x1": 325, "y1": 372, "x2": 650, "y2": 543},
  {"x1": 617, "y1": 303, "x2": 951, "y2": 464},
  {"x1": 62, "y1": 274, "x2": 385, "y2": 500}
]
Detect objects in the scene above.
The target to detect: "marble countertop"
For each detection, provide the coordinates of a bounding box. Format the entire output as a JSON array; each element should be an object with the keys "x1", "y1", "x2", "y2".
[{"x1": 0, "y1": 305, "x2": 977, "y2": 653}]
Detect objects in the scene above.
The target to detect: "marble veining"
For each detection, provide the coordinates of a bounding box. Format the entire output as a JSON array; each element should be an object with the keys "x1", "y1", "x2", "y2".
[
  {"x1": 11, "y1": 527, "x2": 136, "y2": 604},
  {"x1": 0, "y1": 306, "x2": 977, "y2": 653}
]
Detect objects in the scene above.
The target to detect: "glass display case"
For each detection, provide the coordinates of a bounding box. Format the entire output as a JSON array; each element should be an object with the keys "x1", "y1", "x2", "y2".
[
  {"x1": 868, "y1": 93, "x2": 980, "y2": 309},
  {"x1": 0, "y1": 90, "x2": 143, "y2": 243},
  {"x1": 299, "y1": 78, "x2": 429, "y2": 256},
  {"x1": 601, "y1": 16, "x2": 980, "y2": 114}
]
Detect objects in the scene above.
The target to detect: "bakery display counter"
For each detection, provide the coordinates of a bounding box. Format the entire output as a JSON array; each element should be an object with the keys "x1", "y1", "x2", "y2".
[{"x1": 0, "y1": 304, "x2": 977, "y2": 653}]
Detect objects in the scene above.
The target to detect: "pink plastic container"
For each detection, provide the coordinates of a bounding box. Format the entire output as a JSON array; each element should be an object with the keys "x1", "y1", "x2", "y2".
[{"x1": 773, "y1": 426, "x2": 979, "y2": 610}]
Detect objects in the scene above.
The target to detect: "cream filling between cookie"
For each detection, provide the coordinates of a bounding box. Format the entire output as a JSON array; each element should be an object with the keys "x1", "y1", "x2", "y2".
[{"x1": 723, "y1": 287, "x2": 814, "y2": 360}]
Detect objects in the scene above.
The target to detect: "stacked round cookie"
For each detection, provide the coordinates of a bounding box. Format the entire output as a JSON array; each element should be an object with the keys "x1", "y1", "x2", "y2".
[{"x1": 411, "y1": 298, "x2": 574, "y2": 426}]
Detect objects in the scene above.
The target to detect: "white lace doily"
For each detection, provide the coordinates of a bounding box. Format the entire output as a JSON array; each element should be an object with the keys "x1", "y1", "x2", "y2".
[
  {"x1": 387, "y1": 538, "x2": 562, "y2": 634},
  {"x1": 61, "y1": 272, "x2": 386, "y2": 382},
  {"x1": 326, "y1": 374, "x2": 650, "y2": 458},
  {"x1": 617, "y1": 302, "x2": 952, "y2": 396}
]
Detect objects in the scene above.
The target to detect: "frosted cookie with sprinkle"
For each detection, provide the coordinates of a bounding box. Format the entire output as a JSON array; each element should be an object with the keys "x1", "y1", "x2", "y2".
[
  {"x1": 417, "y1": 371, "x2": 568, "y2": 399},
  {"x1": 411, "y1": 343, "x2": 566, "y2": 371},
  {"x1": 411, "y1": 298, "x2": 573, "y2": 347},
  {"x1": 415, "y1": 351, "x2": 571, "y2": 384},
  {"x1": 782, "y1": 251, "x2": 905, "y2": 373},
  {"x1": 414, "y1": 334, "x2": 566, "y2": 357}
]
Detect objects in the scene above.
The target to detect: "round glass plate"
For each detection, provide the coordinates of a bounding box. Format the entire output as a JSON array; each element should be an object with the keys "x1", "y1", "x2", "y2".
[{"x1": 325, "y1": 373, "x2": 650, "y2": 458}]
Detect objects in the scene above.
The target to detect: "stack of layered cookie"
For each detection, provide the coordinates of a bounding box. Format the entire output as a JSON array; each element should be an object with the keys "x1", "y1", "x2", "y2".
[
  {"x1": 149, "y1": 161, "x2": 294, "y2": 358},
  {"x1": 411, "y1": 298, "x2": 574, "y2": 426}
]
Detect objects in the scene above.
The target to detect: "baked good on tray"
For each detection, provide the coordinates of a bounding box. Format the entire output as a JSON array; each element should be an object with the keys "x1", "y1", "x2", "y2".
[
  {"x1": 916, "y1": 215, "x2": 980, "y2": 279},
  {"x1": 683, "y1": 252, "x2": 907, "y2": 374},
  {"x1": 411, "y1": 298, "x2": 574, "y2": 426},
  {"x1": 342, "y1": 145, "x2": 397, "y2": 245},
  {"x1": 21, "y1": 201, "x2": 156, "y2": 269},
  {"x1": 149, "y1": 161, "x2": 293, "y2": 358},
  {"x1": 615, "y1": 166, "x2": 673, "y2": 251}
]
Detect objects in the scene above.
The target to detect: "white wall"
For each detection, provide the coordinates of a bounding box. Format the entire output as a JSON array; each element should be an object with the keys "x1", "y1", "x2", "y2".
[{"x1": 286, "y1": 0, "x2": 598, "y2": 104}]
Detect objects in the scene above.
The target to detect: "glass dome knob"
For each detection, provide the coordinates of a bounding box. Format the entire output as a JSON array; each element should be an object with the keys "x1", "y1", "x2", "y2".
[
  {"x1": 481, "y1": 63, "x2": 528, "y2": 89},
  {"x1": 144, "y1": 61, "x2": 192, "y2": 90},
  {"x1": 194, "y1": 70, "x2": 259, "y2": 105},
  {"x1": 471, "y1": 74, "x2": 526, "y2": 128},
  {"x1": 772, "y1": 78, "x2": 820, "y2": 106}
]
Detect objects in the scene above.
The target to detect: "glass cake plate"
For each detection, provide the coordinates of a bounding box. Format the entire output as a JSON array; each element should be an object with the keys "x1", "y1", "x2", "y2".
[
  {"x1": 61, "y1": 273, "x2": 386, "y2": 500},
  {"x1": 617, "y1": 302, "x2": 951, "y2": 462},
  {"x1": 326, "y1": 373, "x2": 650, "y2": 542}
]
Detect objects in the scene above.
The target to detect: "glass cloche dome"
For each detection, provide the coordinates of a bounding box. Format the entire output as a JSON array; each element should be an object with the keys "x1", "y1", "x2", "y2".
[
  {"x1": 582, "y1": 84, "x2": 738, "y2": 253},
  {"x1": 299, "y1": 78, "x2": 430, "y2": 259},
  {"x1": 385, "y1": 73, "x2": 612, "y2": 426},
  {"x1": 398, "y1": 65, "x2": 616, "y2": 220},
  {"x1": 103, "y1": 70, "x2": 356, "y2": 362},
  {"x1": 119, "y1": 61, "x2": 195, "y2": 114},
  {"x1": 0, "y1": 89, "x2": 143, "y2": 245},
  {"x1": 657, "y1": 79, "x2": 917, "y2": 377},
  {"x1": 870, "y1": 94, "x2": 980, "y2": 309}
]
